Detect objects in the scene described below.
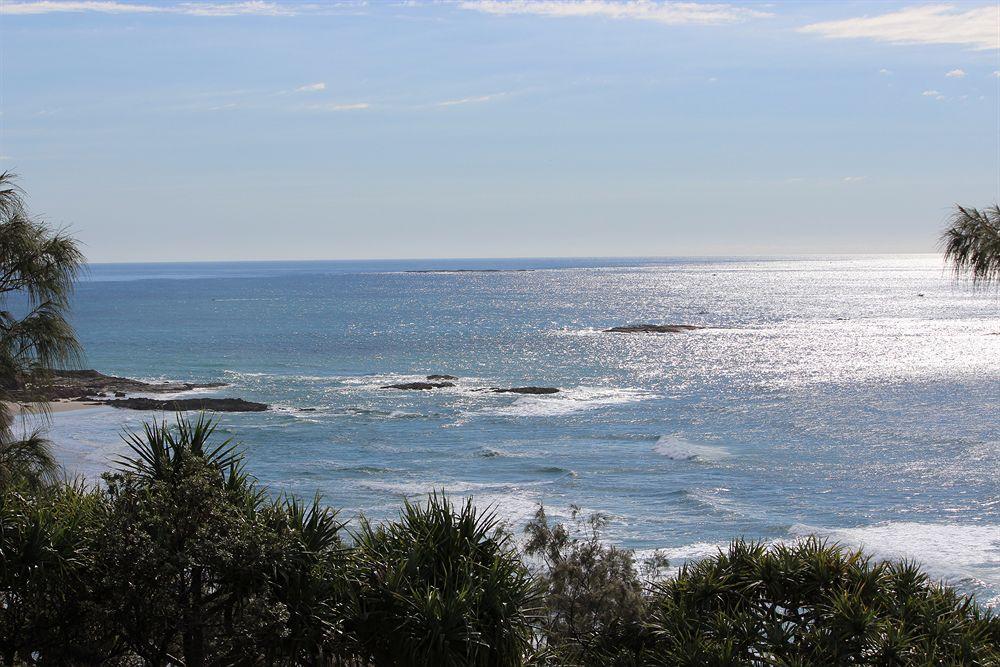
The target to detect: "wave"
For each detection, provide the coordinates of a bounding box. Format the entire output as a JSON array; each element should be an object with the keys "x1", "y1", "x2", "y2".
[
  {"x1": 636, "y1": 521, "x2": 1000, "y2": 607},
  {"x1": 653, "y1": 435, "x2": 730, "y2": 461},
  {"x1": 534, "y1": 465, "x2": 577, "y2": 476},
  {"x1": 789, "y1": 521, "x2": 1000, "y2": 607},
  {"x1": 478, "y1": 386, "x2": 653, "y2": 418},
  {"x1": 478, "y1": 447, "x2": 509, "y2": 458}
]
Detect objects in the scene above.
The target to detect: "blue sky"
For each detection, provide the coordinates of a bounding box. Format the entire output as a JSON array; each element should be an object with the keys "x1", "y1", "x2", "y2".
[{"x1": 1, "y1": 0, "x2": 997, "y2": 262}]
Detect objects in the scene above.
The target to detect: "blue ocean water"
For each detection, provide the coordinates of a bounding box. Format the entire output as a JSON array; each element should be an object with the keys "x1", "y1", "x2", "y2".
[{"x1": 42, "y1": 255, "x2": 1000, "y2": 604}]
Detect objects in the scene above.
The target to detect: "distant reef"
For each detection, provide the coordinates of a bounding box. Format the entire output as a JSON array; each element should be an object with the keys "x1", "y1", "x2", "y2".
[
  {"x1": 379, "y1": 376, "x2": 560, "y2": 394},
  {"x1": 604, "y1": 324, "x2": 704, "y2": 333},
  {"x1": 490, "y1": 387, "x2": 559, "y2": 395},
  {"x1": 381, "y1": 382, "x2": 455, "y2": 390},
  {"x1": 404, "y1": 269, "x2": 534, "y2": 274}
]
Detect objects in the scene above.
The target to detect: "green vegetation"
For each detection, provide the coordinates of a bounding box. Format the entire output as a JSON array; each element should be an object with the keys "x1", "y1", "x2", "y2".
[
  {"x1": 943, "y1": 204, "x2": 1000, "y2": 285},
  {"x1": 0, "y1": 171, "x2": 85, "y2": 488},
  {"x1": 1, "y1": 414, "x2": 997, "y2": 665}
]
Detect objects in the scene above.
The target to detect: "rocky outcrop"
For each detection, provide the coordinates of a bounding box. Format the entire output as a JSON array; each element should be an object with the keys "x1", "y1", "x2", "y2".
[
  {"x1": 9, "y1": 369, "x2": 227, "y2": 401},
  {"x1": 381, "y1": 382, "x2": 455, "y2": 390},
  {"x1": 426, "y1": 374, "x2": 458, "y2": 381},
  {"x1": 491, "y1": 387, "x2": 559, "y2": 395},
  {"x1": 604, "y1": 324, "x2": 703, "y2": 334},
  {"x1": 102, "y1": 397, "x2": 268, "y2": 412}
]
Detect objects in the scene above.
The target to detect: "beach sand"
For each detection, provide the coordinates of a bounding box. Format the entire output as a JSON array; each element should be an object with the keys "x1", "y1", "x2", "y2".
[{"x1": 4, "y1": 400, "x2": 106, "y2": 415}]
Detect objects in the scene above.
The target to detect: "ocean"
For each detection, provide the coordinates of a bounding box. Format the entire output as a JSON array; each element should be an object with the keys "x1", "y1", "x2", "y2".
[{"x1": 39, "y1": 255, "x2": 1000, "y2": 605}]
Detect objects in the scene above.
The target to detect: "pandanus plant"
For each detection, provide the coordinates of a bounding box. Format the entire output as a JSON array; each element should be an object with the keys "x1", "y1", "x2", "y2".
[
  {"x1": 348, "y1": 493, "x2": 539, "y2": 666},
  {"x1": 645, "y1": 537, "x2": 1000, "y2": 665}
]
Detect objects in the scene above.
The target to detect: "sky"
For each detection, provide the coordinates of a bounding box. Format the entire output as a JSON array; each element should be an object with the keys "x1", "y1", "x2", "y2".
[{"x1": 0, "y1": 0, "x2": 998, "y2": 262}]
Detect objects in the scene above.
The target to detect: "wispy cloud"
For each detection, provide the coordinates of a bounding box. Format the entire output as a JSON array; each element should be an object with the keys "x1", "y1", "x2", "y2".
[
  {"x1": 799, "y1": 4, "x2": 999, "y2": 51},
  {"x1": 842, "y1": 176, "x2": 866, "y2": 183},
  {"x1": 295, "y1": 82, "x2": 327, "y2": 93},
  {"x1": 459, "y1": 0, "x2": 770, "y2": 25},
  {"x1": 302, "y1": 102, "x2": 371, "y2": 111},
  {"x1": 435, "y1": 92, "x2": 508, "y2": 107},
  {"x1": 994, "y1": 71, "x2": 1000, "y2": 78},
  {"x1": 1, "y1": 1, "x2": 305, "y2": 16},
  {"x1": 945, "y1": 68, "x2": 966, "y2": 78},
  {"x1": 922, "y1": 89, "x2": 945, "y2": 100},
  {"x1": 878, "y1": 68, "x2": 892, "y2": 75}
]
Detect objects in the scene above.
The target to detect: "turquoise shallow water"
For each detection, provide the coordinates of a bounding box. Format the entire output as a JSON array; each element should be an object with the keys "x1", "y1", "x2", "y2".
[{"x1": 40, "y1": 255, "x2": 1000, "y2": 605}]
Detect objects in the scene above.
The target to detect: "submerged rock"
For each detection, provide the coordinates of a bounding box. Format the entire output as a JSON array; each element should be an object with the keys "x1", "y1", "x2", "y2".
[
  {"x1": 491, "y1": 386, "x2": 560, "y2": 395},
  {"x1": 381, "y1": 382, "x2": 455, "y2": 390},
  {"x1": 426, "y1": 374, "x2": 458, "y2": 381},
  {"x1": 604, "y1": 324, "x2": 703, "y2": 334},
  {"x1": 102, "y1": 397, "x2": 268, "y2": 412}
]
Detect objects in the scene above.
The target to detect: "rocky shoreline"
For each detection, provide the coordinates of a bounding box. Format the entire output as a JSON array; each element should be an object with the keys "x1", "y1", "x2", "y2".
[{"x1": 10, "y1": 370, "x2": 268, "y2": 412}]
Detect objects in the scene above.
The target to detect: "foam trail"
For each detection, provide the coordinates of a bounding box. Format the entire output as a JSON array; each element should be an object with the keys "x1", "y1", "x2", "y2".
[
  {"x1": 653, "y1": 435, "x2": 729, "y2": 461},
  {"x1": 481, "y1": 386, "x2": 652, "y2": 418}
]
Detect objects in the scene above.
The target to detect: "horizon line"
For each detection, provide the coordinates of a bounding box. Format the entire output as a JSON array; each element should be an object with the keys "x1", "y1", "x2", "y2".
[{"x1": 84, "y1": 251, "x2": 943, "y2": 266}]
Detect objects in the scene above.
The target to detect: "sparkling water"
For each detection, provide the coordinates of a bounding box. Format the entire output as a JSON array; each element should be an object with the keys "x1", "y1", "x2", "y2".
[{"x1": 41, "y1": 255, "x2": 1000, "y2": 605}]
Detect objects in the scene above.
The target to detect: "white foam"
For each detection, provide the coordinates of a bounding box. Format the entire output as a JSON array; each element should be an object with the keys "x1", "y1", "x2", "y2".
[
  {"x1": 636, "y1": 542, "x2": 723, "y2": 563},
  {"x1": 479, "y1": 386, "x2": 653, "y2": 418},
  {"x1": 789, "y1": 522, "x2": 1000, "y2": 605},
  {"x1": 653, "y1": 435, "x2": 730, "y2": 461},
  {"x1": 387, "y1": 410, "x2": 424, "y2": 419}
]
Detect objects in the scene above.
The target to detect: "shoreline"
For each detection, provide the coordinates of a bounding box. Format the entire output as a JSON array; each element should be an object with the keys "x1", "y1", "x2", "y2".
[{"x1": 4, "y1": 400, "x2": 107, "y2": 415}]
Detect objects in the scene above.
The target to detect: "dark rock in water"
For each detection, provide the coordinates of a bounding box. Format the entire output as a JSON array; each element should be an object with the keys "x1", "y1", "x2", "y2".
[
  {"x1": 299, "y1": 407, "x2": 317, "y2": 412},
  {"x1": 405, "y1": 269, "x2": 534, "y2": 274},
  {"x1": 381, "y1": 382, "x2": 455, "y2": 390},
  {"x1": 491, "y1": 386, "x2": 560, "y2": 395},
  {"x1": 604, "y1": 324, "x2": 703, "y2": 334},
  {"x1": 102, "y1": 397, "x2": 268, "y2": 412},
  {"x1": 114, "y1": 391, "x2": 126, "y2": 397},
  {"x1": 8, "y1": 369, "x2": 228, "y2": 402},
  {"x1": 426, "y1": 374, "x2": 458, "y2": 381}
]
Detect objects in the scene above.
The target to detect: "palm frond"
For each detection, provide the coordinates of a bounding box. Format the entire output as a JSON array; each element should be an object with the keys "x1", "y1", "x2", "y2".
[
  {"x1": 114, "y1": 413, "x2": 243, "y2": 482},
  {"x1": 0, "y1": 428, "x2": 59, "y2": 488},
  {"x1": 942, "y1": 204, "x2": 1000, "y2": 285}
]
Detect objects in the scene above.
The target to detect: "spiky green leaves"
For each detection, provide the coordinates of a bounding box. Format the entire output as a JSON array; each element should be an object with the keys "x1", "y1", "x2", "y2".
[
  {"x1": 646, "y1": 538, "x2": 1000, "y2": 665},
  {"x1": 349, "y1": 493, "x2": 538, "y2": 666}
]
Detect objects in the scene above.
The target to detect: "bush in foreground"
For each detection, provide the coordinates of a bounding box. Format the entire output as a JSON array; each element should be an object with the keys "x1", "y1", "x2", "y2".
[
  {"x1": 646, "y1": 539, "x2": 1000, "y2": 665},
  {"x1": 349, "y1": 494, "x2": 537, "y2": 665},
  {"x1": 1, "y1": 415, "x2": 998, "y2": 665}
]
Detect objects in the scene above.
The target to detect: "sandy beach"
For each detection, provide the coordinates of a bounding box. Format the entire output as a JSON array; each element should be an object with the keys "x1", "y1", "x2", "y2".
[{"x1": 4, "y1": 400, "x2": 105, "y2": 415}]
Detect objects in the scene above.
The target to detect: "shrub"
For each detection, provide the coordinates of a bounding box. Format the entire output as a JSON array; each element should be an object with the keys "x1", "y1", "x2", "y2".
[
  {"x1": 524, "y1": 505, "x2": 667, "y2": 666},
  {"x1": 0, "y1": 480, "x2": 115, "y2": 665},
  {"x1": 348, "y1": 493, "x2": 538, "y2": 666},
  {"x1": 646, "y1": 538, "x2": 1000, "y2": 665}
]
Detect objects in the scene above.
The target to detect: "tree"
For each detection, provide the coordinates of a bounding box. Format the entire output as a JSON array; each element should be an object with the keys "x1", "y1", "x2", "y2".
[
  {"x1": 524, "y1": 505, "x2": 666, "y2": 666},
  {"x1": 0, "y1": 171, "x2": 84, "y2": 486},
  {"x1": 348, "y1": 493, "x2": 538, "y2": 666},
  {"x1": 645, "y1": 538, "x2": 1000, "y2": 665},
  {"x1": 942, "y1": 204, "x2": 1000, "y2": 285},
  {"x1": 98, "y1": 415, "x2": 306, "y2": 666}
]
